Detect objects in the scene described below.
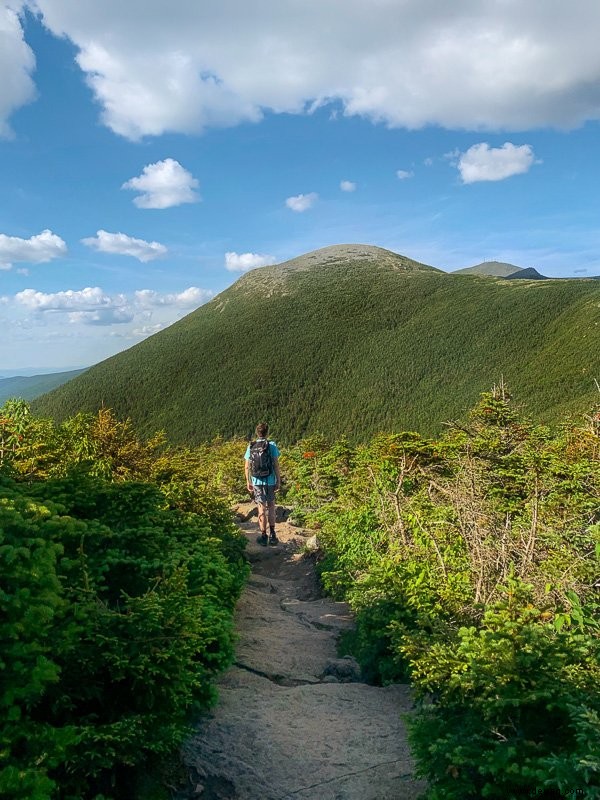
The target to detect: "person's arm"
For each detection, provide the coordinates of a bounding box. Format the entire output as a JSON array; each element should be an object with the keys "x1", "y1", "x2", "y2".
[
  {"x1": 273, "y1": 456, "x2": 281, "y2": 491},
  {"x1": 244, "y1": 457, "x2": 253, "y2": 493}
]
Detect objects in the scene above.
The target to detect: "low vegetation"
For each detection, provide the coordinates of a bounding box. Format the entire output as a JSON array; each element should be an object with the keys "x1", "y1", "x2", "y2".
[
  {"x1": 3, "y1": 384, "x2": 599, "y2": 798},
  {"x1": 0, "y1": 401, "x2": 248, "y2": 799},
  {"x1": 282, "y1": 386, "x2": 600, "y2": 799}
]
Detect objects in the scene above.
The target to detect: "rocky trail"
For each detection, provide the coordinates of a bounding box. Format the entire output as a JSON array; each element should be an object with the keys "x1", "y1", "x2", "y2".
[{"x1": 178, "y1": 505, "x2": 425, "y2": 799}]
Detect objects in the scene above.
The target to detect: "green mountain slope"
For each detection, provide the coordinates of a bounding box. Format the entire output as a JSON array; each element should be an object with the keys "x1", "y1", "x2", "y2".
[
  {"x1": 33, "y1": 244, "x2": 600, "y2": 444},
  {"x1": 504, "y1": 267, "x2": 547, "y2": 280},
  {"x1": 0, "y1": 369, "x2": 87, "y2": 405},
  {"x1": 455, "y1": 261, "x2": 524, "y2": 277}
]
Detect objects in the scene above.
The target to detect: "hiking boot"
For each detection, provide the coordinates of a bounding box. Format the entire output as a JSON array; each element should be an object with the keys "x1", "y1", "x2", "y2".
[
  {"x1": 257, "y1": 532, "x2": 268, "y2": 546},
  {"x1": 269, "y1": 532, "x2": 278, "y2": 546}
]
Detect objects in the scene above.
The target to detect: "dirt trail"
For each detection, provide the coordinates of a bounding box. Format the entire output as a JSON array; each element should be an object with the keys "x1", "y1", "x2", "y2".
[{"x1": 179, "y1": 505, "x2": 425, "y2": 800}]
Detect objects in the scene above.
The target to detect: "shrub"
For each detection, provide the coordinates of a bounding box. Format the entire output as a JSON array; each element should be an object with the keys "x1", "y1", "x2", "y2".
[
  {"x1": 405, "y1": 585, "x2": 600, "y2": 799},
  {"x1": 0, "y1": 474, "x2": 248, "y2": 799}
]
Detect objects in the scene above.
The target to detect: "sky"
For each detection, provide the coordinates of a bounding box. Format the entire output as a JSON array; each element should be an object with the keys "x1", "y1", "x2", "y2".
[{"x1": 2, "y1": 0, "x2": 600, "y2": 373}]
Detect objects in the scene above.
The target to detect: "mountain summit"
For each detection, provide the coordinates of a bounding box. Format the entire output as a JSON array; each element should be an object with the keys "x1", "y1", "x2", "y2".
[
  {"x1": 454, "y1": 261, "x2": 524, "y2": 277},
  {"x1": 34, "y1": 244, "x2": 600, "y2": 444}
]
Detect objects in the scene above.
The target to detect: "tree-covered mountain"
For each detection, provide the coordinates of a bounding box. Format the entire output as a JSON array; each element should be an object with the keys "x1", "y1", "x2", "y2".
[
  {"x1": 0, "y1": 368, "x2": 87, "y2": 405},
  {"x1": 33, "y1": 244, "x2": 600, "y2": 444},
  {"x1": 454, "y1": 260, "x2": 525, "y2": 277},
  {"x1": 504, "y1": 266, "x2": 547, "y2": 280}
]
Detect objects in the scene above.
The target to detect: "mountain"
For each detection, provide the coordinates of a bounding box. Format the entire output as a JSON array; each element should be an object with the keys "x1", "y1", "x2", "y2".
[
  {"x1": 0, "y1": 369, "x2": 87, "y2": 405},
  {"x1": 454, "y1": 261, "x2": 524, "y2": 277},
  {"x1": 504, "y1": 267, "x2": 548, "y2": 280},
  {"x1": 33, "y1": 244, "x2": 600, "y2": 444}
]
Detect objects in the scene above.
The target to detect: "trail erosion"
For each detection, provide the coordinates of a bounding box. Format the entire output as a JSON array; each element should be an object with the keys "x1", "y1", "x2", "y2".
[{"x1": 179, "y1": 506, "x2": 425, "y2": 800}]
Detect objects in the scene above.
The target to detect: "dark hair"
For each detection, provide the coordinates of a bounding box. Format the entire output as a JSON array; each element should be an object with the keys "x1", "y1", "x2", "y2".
[{"x1": 256, "y1": 422, "x2": 269, "y2": 438}]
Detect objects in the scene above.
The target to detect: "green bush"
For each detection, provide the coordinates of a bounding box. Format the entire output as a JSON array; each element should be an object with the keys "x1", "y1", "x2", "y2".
[
  {"x1": 0, "y1": 474, "x2": 248, "y2": 800},
  {"x1": 405, "y1": 585, "x2": 600, "y2": 799},
  {"x1": 285, "y1": 387, "x2": 600, "y2": 797}
]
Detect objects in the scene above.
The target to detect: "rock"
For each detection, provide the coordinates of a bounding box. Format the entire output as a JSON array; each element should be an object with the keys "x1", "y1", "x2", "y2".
[
  {"x1": 180, "y1": 513, "x2": 425, "y2": 800},
  {"x1": 304, "y1": 534, "x2": 320, "y2": 552},
  {"x1": 321, "y1": 656, "x2": 362, "y2": 683},
  {"x1": 232, "y1": 502, "x2": 257, "y2": 522},
  {"x1": 275, "y1": 505, "x2": 290, "y2": 523}
]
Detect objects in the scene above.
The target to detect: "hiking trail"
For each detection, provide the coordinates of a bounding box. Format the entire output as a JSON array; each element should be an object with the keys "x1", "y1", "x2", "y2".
[{"x1": 178, "y1": 504, "x2": 425, "y2": 800}]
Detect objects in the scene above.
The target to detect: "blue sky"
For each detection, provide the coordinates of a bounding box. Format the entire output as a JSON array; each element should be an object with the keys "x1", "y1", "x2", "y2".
[{"x1": 2, "y1": 0, "x2": 600, "y2": 373}]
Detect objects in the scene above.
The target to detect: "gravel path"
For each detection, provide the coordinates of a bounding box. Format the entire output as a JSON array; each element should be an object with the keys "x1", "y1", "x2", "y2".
[{"x1": 179, "y1": 506, "x2": 425, "y2": 799}]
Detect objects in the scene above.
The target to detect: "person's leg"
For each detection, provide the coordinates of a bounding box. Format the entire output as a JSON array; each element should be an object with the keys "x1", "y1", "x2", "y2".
[
  {"x1": 253, "y1": 485, "x2": 269, "y2": 545},
  {"x1": 258, "y1": 502, "x2": 268, "y2": 534},
  {"x1": 267, "y1": 492, "x2": 277, "y2": 542}
]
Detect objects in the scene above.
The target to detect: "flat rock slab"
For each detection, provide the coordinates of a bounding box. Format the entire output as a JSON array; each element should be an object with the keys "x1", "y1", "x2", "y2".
[{"x1": 180, "y1": 513, "x2": 425, "y2": 800}]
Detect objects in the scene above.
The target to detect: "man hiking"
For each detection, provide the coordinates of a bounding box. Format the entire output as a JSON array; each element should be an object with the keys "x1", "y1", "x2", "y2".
[{"x1": 245, "y1": 422, "x2": 281, "y2": 546}]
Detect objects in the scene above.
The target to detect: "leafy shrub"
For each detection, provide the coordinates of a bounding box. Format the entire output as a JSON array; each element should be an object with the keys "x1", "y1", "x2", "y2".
[
  {"x1": 405, "y1": 585, "x2": 600, "y2": 799},
  {"x1": 286, "y1": 387, "x2": 600, "y2": 797},
  {"x1": 0, "y1": 471, "x2": 248, "y2": 799}
]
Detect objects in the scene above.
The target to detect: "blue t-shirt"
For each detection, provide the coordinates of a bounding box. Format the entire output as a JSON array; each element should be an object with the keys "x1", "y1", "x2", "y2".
[{"x1": 245, "y1": 439, "x2": 280, "y2": 485}]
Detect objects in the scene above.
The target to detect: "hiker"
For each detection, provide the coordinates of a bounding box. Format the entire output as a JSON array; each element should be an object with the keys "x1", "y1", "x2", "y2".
[{"x1": 245, "y1": 422, "x2": 281, "y2": 546}]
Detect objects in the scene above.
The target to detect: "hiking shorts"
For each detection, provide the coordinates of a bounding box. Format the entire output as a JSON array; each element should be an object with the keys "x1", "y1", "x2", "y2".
[{"x1": 253, "y1": 483, "x2": 275, "y2": 505}]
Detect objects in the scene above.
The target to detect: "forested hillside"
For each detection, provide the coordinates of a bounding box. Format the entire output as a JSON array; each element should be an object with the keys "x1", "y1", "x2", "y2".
[
  {"x1": 0, "y1": 368, "x2": 86, "y2": 404},
  {"x1": 34, "y1": 244, "x2": 600, "y2": 445}
]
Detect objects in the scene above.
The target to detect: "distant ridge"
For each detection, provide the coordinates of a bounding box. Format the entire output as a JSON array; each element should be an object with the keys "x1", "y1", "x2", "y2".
[
  {"x1": 504, "y1": 267, "x2": 548, "y2": 280},
  {"x1": 0, "y1": 368, "x2": 86, "y2": 405},
  {"x1": 34, "y1": 243, "x2": 600, "y2": 444},
  {"x1": 454, "y1": 261, "x2": 524, "y2": 277}
]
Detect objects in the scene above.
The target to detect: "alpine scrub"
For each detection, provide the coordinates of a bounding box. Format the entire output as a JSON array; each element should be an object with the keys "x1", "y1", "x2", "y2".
[
  {"x1": 285, "y1": 386, "x2": 600, "y2": 799},
  {"x1": 0, "y1": 405, "x2": 248, "y2": 800}
]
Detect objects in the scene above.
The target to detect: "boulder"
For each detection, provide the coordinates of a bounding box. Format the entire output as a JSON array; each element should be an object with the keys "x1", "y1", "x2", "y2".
[{"x1": 321, "y1": 656, "x2": 362, "y2": 683}]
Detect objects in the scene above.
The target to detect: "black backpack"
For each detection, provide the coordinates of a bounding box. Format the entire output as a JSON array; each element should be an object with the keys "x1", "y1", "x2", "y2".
[{"x1": 249, "y1": 439, "x2": 273, "y2": 478}]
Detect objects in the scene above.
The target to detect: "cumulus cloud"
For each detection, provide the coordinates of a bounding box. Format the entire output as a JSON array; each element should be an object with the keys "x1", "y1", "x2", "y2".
[
  {"x1": 15, "y1": 286, "x2": 132, "y2": 325},
  {"x1": 0, "y1": 229, "x2": 67, "y2": 269},
  {"x1": 122, "y1": 158, "x2": 200, "y2": 209},
  {"x1": 285, "y1": 192, "x2": 318, "y2": 212},
  {"x1": 82, "y1": 229, "x2": 167, "y2": 261},
  {"x1": 456, "y1": 142, "x2": 537, "y2": 184},
  {"x1": 24, "y1": 1, "x2": 600, "y2": 137},
  {"x1": 16, "y1": 285, "x2": 123, "y2": 310},
  {"x1": 396, "y1": 169, "x2": 414, "y2": 180},
  {"x1": 68, "y1": 308, "x2": 134, "y2": 325},
  {"x1": 224, "y1": 251, "x2": 276, "y2": 272},
  {"x1": 0, "y1": 2, "x2": 36, "y2": 137},
  {"x1": 132, "y1": 323, "x2": 164, "y2": 336},
  {"x1": 13, "y1": 282, "x2": 211, "y2": 326},
  {"x1": 340, "y1": 180, "x2": 356, "y2": 192},
  {"x1": 134, "y1": 287, "x2": 212, "y2": 307}
]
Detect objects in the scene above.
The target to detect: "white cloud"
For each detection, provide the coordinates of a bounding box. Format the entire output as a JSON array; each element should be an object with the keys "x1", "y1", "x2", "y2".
[
  {"x1": 224, "y1": 251, "x2": 276, "y2": 272},
  {"x1": 13, "y1": 282, "x2": 211, "y2": 327},
  {"x1": 0, "y1": 3, "x2": 36, "y2": 137},
  {"x1": 68, "y1": 308, "x2": 134, "y2": 325},
  {"x1": 15, "y1": 286, "x2": 133, "y2": 325},
  {"x1": 396, "y1": 169, "x2": 414, "y2": 180},
  {"x1": 81, "y1": 229, "x2": 167, "y2": 261},
  {"x1": 132, "y1": 323, "x2": 164, "y2": 336},
  {"x1": 134, "y1": 287, "x2": 212, "y2": 308},
  {"x1": 340, "y1": 180, "x2": 356, "y2": 192},
  {"x1": 285, "y1": 192, "x2": 318, "y2": 212},
  {"x1": 0, "y1": 229, "x2": 67, "y2": 269},
  {"x1": 16, "y1": 286, "x2": 123, "y2": 310},
  {"x1": 25, "y1": 1, "x2": 600, "y2": 136},
  {"x1": 122, "y1": 158, "x2": 200, "y2": 209},
  {"x1": 456, "y1": 142, "x2": 537, "y2": 184}
]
